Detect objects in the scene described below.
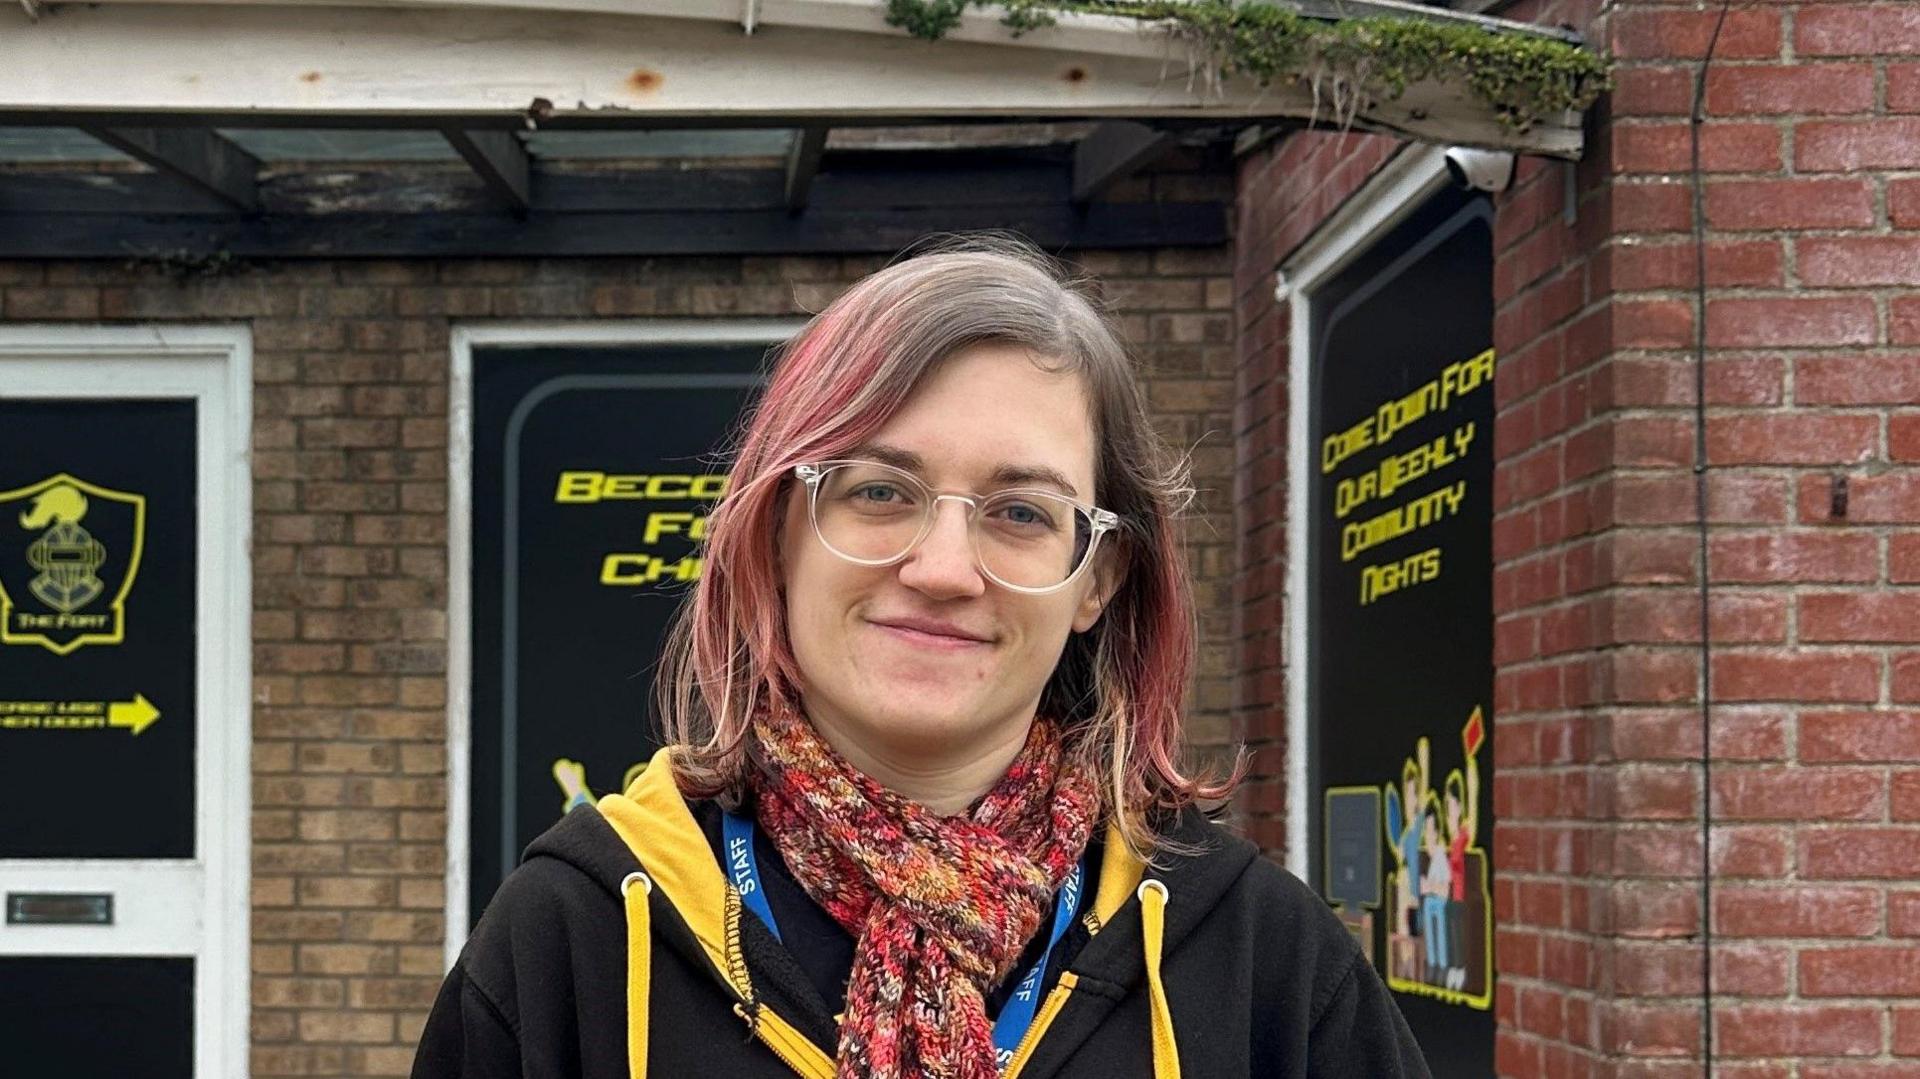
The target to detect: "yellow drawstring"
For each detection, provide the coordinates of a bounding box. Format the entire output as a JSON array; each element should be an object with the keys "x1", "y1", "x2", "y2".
[
  {"x1": 1136, "y1": 879, "x2": 1180, "y2": 1079},
  {"x1": 623, "y1": 870, "x2": 654, "y2": 1079},
  {"x1": 616, "y1": 835, "x2": 1172, "y2": 1079}
]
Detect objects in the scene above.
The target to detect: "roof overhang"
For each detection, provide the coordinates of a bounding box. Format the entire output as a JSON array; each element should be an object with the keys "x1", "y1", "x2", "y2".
[{"x1": 0, "y1": 0, "x2": 1587, "y2": 158}]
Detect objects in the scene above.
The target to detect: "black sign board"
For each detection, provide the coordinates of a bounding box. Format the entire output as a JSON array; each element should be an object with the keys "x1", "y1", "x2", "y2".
[
  {"x1": 0, "y1": 956, "x2": 194, "y2": 1077},
  {"x1": 1309, "y1": 192, "x2": 1497, "y2": 1075},
  {"x1": 469, "y1": 345, "x2": 765, "y2": 919},
  {"x1": 0, "y1": 399, "x2": 197, "y2": 859}
]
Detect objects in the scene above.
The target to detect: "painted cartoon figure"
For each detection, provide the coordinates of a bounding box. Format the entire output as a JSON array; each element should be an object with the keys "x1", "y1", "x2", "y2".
[
  {"x1": 1382, "y1": 739, "x2": 1431, "y2": 981},
  {"x1": 550, "y1": 757, "x2": 652, "y2": 817},
  {"x1": 1382, "y1": 706, "x2": 1488, "y2": 1003},
  {"x1": 1420, "y1": 813, "x2": 1450, "y2": 975},
  {"x1": 1442, "y1": 710, "x2": 1483, "y2": 992},
  {"x1": 552, "y1": 758, "x2": 594, "y2": 814}
]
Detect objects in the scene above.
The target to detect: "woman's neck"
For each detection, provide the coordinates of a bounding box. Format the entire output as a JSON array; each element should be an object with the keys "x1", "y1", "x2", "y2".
[{"x1": 806, "y1": 710, "x2": 1033, "y2": 816}]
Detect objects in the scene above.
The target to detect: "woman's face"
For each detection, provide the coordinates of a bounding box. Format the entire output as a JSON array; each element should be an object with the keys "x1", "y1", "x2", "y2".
[{"x1": 778, "y1": 341, "x2": 1116, "y2": 767}]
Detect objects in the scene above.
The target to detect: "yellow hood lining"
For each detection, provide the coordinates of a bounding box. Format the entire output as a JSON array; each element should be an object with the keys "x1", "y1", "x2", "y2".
[{"x1": 597, "y1": 746, "x2": 1160, "y2": 1079}]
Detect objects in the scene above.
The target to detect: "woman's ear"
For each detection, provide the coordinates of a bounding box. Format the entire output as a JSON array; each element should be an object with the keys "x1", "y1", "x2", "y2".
[
  {"x1": 771, "y1": 482, "x2": 793, "y2": 581},
  {"x1": 1071, "y1": 548, "x2": 1124, "y2": 634}
]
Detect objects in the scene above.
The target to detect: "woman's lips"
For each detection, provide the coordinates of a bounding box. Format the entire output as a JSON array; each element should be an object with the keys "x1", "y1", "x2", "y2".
[{"x1": 869, "y1": 620, "x2": 990, "y2": 651}]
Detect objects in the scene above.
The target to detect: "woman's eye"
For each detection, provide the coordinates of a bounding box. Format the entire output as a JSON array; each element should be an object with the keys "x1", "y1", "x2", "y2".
[
  {"x1": 851, "y1": 484, "x2": 903, "y2": 503},
  {"x1": 995, "y1": 502, "x2": 1054, "y2": 528}
]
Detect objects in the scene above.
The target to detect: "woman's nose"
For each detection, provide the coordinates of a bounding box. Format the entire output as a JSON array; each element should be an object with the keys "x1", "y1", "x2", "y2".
[{"x1": 897, "y1": 497, "x2": 985, "y2": 598}]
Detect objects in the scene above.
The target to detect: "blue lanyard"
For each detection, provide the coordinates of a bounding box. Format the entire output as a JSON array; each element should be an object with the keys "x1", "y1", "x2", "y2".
[
  {"x1": 721, "y1": 811, "x2": 1084, "y2": 1071},
  {"x1": 722, "y1": 810, "x2": 782, "y2": 942},
  {"x1": 991, "y1": 850, "x2": 1083, "y2": 1070}
]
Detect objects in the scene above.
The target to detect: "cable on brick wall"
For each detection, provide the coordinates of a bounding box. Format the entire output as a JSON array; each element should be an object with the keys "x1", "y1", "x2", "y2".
[{"x1": 1688, "y1": 0, "x2": 1734, "y2": 1070}]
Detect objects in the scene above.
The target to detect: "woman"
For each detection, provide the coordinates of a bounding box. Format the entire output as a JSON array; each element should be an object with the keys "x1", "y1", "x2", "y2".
[{"x1": 412, "y1": 239, "x2": 1430, "y2": 1079}]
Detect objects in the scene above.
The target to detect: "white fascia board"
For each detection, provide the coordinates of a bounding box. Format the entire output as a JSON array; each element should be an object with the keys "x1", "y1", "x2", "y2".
[
  {"x1": 67, "y1": 0, "x2": 1582, "y2": 55},
  {"x1": 13, "y1": 0, "x2": 1212, "y2": 63},
  {"x1": 1, "y1": 4, "x2": 1584, "y2": 158}
]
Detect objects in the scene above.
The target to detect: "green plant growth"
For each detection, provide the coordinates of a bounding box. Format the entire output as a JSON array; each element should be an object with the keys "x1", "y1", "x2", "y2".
[{"x1": 883, "y1": 0, "x2": 1610, "y2": 133}]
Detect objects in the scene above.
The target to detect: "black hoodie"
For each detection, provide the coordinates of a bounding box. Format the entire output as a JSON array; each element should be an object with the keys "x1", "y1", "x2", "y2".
[{"x1": 412, "y1": 749, "x2": 1432, "y2": 1078}]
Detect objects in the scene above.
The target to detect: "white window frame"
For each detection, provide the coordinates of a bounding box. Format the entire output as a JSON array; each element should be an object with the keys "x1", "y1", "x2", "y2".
[
  {"x1": 1279, "y1": 145, "x2": 1451, "y2": 879},
  {"x1": 445, "y1": 318, "x2": 801, "y2": 966},
  {"x1": 0, "y1": 324, "x2": 252, "y2": 1079}
]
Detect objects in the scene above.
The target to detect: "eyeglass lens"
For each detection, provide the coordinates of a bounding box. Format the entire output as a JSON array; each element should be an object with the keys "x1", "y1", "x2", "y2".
[{"x1": 811, "y1": 463, "x2": 1094, "y2": 590}]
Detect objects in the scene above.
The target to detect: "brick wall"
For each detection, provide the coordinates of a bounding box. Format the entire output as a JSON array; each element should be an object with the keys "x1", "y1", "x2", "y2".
[
  {"x1": 1588, "y1": 0, "x2": 1920, "y2": 1072},
  {"x1": 0, "y1": 246, "x2": 1232, "y2": 1077},
  {"x1": 1233, "y1": 0, "x2": 1920, "y2": 1073},
  {"x1": 1485, "y1": 38, "x2": 1618, "y2": 1072},
  {"x1": 1230, "y1": 127, "x2": 1405, "y2": 857}
]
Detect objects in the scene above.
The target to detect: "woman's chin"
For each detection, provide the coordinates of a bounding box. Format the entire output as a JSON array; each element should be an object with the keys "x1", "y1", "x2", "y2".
[
  {"x1": 860, "y1": 663, "x2": 988, "y2": 703},
  {"x1": 847, "y1": 694, "x2": 999, "y2": 749}
]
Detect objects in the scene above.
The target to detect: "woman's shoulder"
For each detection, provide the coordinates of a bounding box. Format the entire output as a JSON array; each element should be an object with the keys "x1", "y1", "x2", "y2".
[
  {"x1": 1154, "y1": 805, "x2": 1324, "y2": 907},
  {"x1": 1154, "y1": 805, "x2": 1363, "y2": 969},
  {"x1": 489, "y1": 783, "x2": 728, "y2": 905},
  {"x1": 465, "y1": 807, "x2": 638, "y2": 953},
  {"x1": 1157, "y1": 808, "x2": 1418, "y2": 1060}
]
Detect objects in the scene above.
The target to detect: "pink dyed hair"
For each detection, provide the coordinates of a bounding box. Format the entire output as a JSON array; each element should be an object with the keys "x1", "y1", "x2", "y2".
[{"x1": 656, "y1": 235, "x2": 1240, "y2": 853}]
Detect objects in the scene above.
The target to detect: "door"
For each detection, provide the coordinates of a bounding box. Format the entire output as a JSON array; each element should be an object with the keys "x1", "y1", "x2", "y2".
[
  {"x1": 1306, "y1": 191, "x2": 1498, "y2": 1077},
  {"x1": 447, "y1": 321, "x2": 793, "y2": 951},
  {"x1": 0, "y1": 327, "x2": 251, "y2": 1078}
]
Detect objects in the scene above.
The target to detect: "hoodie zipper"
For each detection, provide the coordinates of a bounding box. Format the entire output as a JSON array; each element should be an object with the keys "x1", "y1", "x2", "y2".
[
  {"x1": 1003, "y1": 973, "x2": 1076, "y2": 1078},
  {"x1": 735, "y1": 1004, "x2": 836, "y2": 1079},
  {"x1": 733, "y1": 969, "x2": 1068, "y2": 1079},
  {"x1": 721, "y1": 885, "x2": 836, "y2": 1079}
]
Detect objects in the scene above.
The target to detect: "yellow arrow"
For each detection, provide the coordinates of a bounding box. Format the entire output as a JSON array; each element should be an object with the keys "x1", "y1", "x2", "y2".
[{"x1": 107, "y1": 694, "x2": 160, "y2": 736}]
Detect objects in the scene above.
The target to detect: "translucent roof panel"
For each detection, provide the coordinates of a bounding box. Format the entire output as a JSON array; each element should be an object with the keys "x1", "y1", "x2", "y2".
[
  {"x1": 524, "y1": 130, "x2": 796, "y2": 160},
  {"x1": 0, "y1": 124, "x2": 1088, "y2": 167},
  {"x1": 0, "y1": 128, "x2": 132, "y2": 163},
  {"x1": 0, "y1": 128, "x2": 799, "y2": 166},
  {"x1": 217, "y1": 129, "x2": 461, "y2": 162},
  {"x1": 828, "y1": 123, "x2": 1095, "y2": 150}
]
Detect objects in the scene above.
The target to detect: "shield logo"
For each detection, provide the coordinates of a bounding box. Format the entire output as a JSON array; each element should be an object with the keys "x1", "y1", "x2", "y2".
[{"x1": 0, "y1": 473, "x2": 146, "y2": 655}]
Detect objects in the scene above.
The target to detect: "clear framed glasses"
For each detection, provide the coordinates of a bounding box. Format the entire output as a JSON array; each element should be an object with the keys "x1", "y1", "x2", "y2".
[{"x1": 793, "y1": 460, "x2": 1119, "y2": 595}]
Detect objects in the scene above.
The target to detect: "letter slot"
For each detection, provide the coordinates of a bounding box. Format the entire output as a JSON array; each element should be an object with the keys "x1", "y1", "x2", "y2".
[{"x1": 6, "y1": 892, "x2": 113, "y2": 925}]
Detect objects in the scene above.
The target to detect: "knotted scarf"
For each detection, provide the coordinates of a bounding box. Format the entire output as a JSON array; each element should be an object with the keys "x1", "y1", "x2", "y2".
[{"x1": 750, "y1": 700, "x2": 1100, "y2": 1079}]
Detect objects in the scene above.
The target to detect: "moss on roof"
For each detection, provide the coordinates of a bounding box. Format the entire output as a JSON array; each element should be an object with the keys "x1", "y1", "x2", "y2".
[{"x1": 884, "y1": 0, "x2": 1611, "y2": 134}]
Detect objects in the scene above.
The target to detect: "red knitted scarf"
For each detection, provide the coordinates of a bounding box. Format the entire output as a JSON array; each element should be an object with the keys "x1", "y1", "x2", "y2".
[{"x1": 750, "y1": 700, "x2": 1099, "y2": 1079}]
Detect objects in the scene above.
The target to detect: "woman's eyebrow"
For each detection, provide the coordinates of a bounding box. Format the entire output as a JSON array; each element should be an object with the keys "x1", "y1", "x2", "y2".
[
  {"x1": 852, "y1": 441, "x2": 1081, "y2": 499},
  {"x1": 989, "y1": 464, "x2": 1081, "y2": 499}
]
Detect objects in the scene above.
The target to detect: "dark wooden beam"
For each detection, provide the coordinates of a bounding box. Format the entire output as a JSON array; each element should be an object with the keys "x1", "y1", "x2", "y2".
[
  {"x1": 1071, "y1": 121, "x2": 1178, "y2": 205},
  {"x1": 0, "y1": 151, "x2": 1232, "y2": 259},
  {"x1": 0, "y1": 202, "x2": 1228, "y2": 260},
  {"x1": 785, "y1": 127, "x2": 829, "y2": 211},
  {"x1": 0, "y1": 161, "x2": 1072, "y2": 217},
  {"x1": 79, "y1": 127, "x2": 260, "y2": 211},
  {"x1": 442, "y1": 129, "x2": 531, "y2": 216}
]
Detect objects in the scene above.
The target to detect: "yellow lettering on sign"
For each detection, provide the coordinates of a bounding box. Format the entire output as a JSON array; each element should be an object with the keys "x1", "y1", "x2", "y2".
[
  {"x1": 1334, "y1": 421, "x2": 1476, "y2": 520},
  {"x1": 559, "y1": 471, "x2": 728, "y2": 586},
  {"x1": 1342, "y1": 481, "x2": 1468, "y2": 562},
  {"x1": 642, "y1": 512, "x2": 709, "y2": 544},
  {"x1": 602, "y1": 474, "x2": 644, "y2": 500},
  {"x1": 599, "y1": 554, "x2": 705, "y2": 586},
  {"x1": 645, "y1": 476, "x2": 689, "y2": 499},
  {"x1": 1440, "y1": 348, "x2": 1495, "y2": 410},
  {"x1": 1359, "y1": 546, "x2": 1443, "y2": 606},
  {"x1": 1322, "y1": 417, "x2": 1376, "y2": 475},
  {"x1": 0, "y1": 694, "x2": 160, "y2": 735},
  {"x1": 1375, "y1": 380, "x2": 1441, "y2": 447},
  {"x1": 553, "y1": 471, "x2": 603, "y2": 503},
  {"x1": 553, "y1": 471, "x2": 731, "y2": 504},
  {"x1": 1321, "y1": 347, "x2": 1495, "y2": 476}
]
